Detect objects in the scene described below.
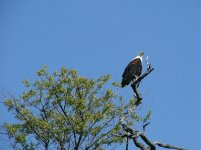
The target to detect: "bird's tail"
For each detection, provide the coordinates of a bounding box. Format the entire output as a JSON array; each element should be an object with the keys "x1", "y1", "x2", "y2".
[
  {"x1": 121, "y1": 82, "x2": 126, "y2": 87},
  {"x1": 121, "y1": 79, "x2": 129, "y2": 87}
]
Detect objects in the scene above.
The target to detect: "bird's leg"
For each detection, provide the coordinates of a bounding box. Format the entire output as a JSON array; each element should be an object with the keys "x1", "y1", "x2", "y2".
[
  {"x1": 131, "y1": 79, "x2": 134, "y2": 85},
  {"x1": 135, "y1": 75, "x2": 139, "y2": 81},
  {"x1": 135, "y1": 75, "x2": 141, "y2": 88}
]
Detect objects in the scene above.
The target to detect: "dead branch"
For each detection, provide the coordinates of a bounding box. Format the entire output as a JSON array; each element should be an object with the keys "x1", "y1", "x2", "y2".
[
  {"x1": 133, "y1": 67, "x2": 154, "y2": 86},
  {"x1": 119, "y1": 119, "x2": 186, "y2": 150},
  {"x1": 133, "y1": 137, "x2": 147, "y2": 150},
  {"x1": 131, "y1": 67, "x2": 154, "y2": 106},
  {"x1": 139, "y1": 132, "x2": 156, "y2": 150},
  {"x1": 143, "y1": 122, "x2": 150, "y2": 132},
  {"x1": 154, "y1": 141, "x2": 187, "y2": 150}
]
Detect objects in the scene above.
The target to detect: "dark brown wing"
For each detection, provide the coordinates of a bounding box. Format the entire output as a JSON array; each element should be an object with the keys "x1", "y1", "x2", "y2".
[
  {"x1": 135, "y1": 58, "x2": 142, "y2": 77},
  {"x1": 121, "y1": 58, "x2": 142, "y2": 87}
]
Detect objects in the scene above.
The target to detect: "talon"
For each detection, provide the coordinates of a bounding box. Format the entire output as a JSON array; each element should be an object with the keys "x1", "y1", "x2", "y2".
[{"x1": 135, "y1": 75, "x2": 139, "y2": 80}]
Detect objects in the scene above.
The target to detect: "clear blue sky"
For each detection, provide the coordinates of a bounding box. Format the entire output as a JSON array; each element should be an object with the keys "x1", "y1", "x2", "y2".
[{"x1": 0, "y1": 0, "x2": 200, "y2": 149}]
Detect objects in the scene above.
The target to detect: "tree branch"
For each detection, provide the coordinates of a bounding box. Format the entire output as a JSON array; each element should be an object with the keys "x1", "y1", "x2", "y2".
[
  {"x1": 133, "y1": 67, "x2": 154, "y2": 86},
  {"x1": 143, "y1": 122, "x2": 150, "y2": 132},
  {"x1": 126, "y1": 136, "x2": 129, "y2": 150},
  {"x1": 139, "y1": 132, "x2": 156, "y2": 150},
  {"x1": 154, "y1": 141, "x2": 187, "y2": 150},
  {"x1": 133, "y1": 137, "x2": 147, "y2": 150},
  {"x1": 131, "y1": 67, "x2": 154, "y2": 106},
  {"x1": 120, "y1": 115, "x2": 186, "y2": 150}
]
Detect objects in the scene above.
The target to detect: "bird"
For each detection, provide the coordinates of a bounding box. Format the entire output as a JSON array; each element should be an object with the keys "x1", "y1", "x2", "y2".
[{"x1": 121, "y1": 51, "x2": 144, "y2": 87}]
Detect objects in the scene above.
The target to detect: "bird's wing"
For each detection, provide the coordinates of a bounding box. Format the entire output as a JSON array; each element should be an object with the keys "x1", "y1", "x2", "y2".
[{"x1": 122, "y1": 59, "x2": 141, "y2": 77}]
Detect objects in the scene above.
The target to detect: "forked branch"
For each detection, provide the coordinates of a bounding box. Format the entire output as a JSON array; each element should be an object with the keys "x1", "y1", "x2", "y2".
[{"x1": 119, "y1": 118, "x2": 186, "y2": 150}]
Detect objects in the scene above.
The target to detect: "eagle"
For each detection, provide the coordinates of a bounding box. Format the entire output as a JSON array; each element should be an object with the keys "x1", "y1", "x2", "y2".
[{"x1": 121, "y1": 51, "x2": 144, "y2": 87}]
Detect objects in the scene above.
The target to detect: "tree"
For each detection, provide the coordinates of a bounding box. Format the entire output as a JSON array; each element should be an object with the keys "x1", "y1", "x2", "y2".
[{"x1": 1, "y1": 65, "x2": 186, "y2": 150}]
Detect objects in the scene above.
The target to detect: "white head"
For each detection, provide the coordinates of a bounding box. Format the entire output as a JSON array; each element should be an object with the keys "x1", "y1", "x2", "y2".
[{"x1": 135, "y1": 51, "x2": 144, "y2": 61}]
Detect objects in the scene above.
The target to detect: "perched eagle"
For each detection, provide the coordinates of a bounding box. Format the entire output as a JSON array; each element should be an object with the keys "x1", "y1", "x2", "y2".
[{"x1": 121, "y1": 51, "x2": 144, "y2": 87}]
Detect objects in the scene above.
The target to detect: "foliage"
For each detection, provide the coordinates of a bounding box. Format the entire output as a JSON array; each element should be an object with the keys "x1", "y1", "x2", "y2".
[{"x1": 2, "y1": 66, "x2": 151, "y2": 150}]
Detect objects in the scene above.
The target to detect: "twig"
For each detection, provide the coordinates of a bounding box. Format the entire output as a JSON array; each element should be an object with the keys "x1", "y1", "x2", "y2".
[{"x1": 143, "y1": 122, "x2": 150, "y2": 132}]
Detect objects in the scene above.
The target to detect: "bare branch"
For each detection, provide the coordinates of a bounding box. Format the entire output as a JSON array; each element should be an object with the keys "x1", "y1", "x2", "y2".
[
  {"x1": 154, "y1": 141, "x2": 187, "y2": 150},
  {"x1": 143, "y1": 122, "x2": 150, "y2": 132},
  {"x1": 120, "y1": 114, "x2": 186, "y2": 150},
  {"x1": 131, "y1": 67, "x2": 154, "y2": 106},
  {"x1": 139, "y1": 132, "x2": 156, "y2": 150},
  {"x1": 132, "y1": 84, "x2": 142, "y2": 105},
  {"x1": 126, "y1": 136, "x2": 128, "y2": 150},
  {"x1": 133, "y1": 67, "x2": 154, "y2": 86},
  {"x1": 133, "y1": 137, "x2": 147, "y2": 150}
]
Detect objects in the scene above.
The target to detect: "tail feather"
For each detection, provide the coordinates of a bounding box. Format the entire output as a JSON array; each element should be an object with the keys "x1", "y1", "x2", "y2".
[
  {"x1": 121, "y1": 78, "x2": 130, "y2": 87},
  {"x1": 121, "y1": 82, "x2": 126, "y2": 87}
]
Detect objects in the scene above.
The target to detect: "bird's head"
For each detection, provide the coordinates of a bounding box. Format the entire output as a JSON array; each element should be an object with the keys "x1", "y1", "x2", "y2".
[
  {"x1": 132, "y1": 50, "x2": 144, "y2": 61},
  {"x1": 138, "y1": 51, "x2": 144, "y2": 56}
]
